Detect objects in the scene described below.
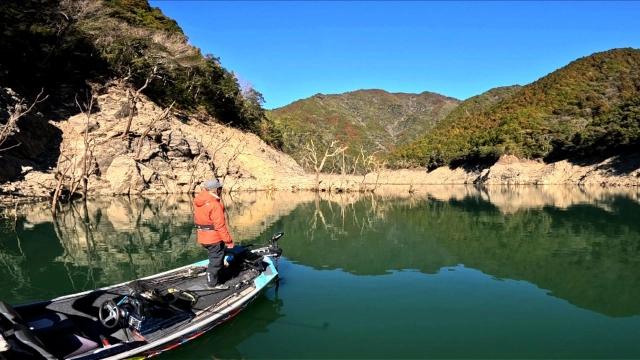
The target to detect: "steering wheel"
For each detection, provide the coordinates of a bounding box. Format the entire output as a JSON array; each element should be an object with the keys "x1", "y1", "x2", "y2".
[{"x1": 98, "y1": 300, "x2": 121, "y2": 329}]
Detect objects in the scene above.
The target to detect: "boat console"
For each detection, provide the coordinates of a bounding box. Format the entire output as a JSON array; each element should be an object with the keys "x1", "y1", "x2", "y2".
[{"x1": 98, "y1": 279, "x2": 197, "y2": 336}]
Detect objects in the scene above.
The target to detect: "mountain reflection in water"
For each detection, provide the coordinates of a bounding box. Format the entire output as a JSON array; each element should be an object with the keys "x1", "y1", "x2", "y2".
[{"x1": 1, "y1": 185, "x2": 639, "y2": 321}]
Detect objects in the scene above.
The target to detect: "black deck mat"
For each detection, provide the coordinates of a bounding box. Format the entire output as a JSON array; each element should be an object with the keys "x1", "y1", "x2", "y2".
[{"x1": 20, "y1": 264, "x2": 262, "y2": 346}]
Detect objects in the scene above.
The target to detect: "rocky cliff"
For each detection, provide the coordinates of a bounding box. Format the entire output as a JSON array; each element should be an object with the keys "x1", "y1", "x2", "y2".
[{"x1": 0, "y1": 85, "x2": 314, "y2": 200}]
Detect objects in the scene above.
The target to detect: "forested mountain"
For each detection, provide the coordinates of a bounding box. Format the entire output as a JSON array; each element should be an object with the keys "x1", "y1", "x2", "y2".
[
  {"x1": 0, "y1": 0, "x2": 279, "y2": 144},
  {"x1": 388, "y1": 48, "x2": 640, "y2": 169},
  {"x1": 267, "y1": 89, "x2": 460, "y2": 172},
  {"x1": 388, "y1": 85, "x2": 523, "y2": 168}
]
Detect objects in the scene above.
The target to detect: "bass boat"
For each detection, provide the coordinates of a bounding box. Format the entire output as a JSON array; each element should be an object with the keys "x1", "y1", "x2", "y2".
[{"x1": 0, "y1": 232, "x2": 285, "y2": 360}]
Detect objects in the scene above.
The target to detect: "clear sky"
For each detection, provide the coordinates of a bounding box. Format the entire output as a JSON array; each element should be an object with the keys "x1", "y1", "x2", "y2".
[{"x1": 149, "y1": 1, "x2": 640, "y2": 110}]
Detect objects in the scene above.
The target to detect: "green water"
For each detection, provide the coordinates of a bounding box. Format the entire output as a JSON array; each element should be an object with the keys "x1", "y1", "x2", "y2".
[{"x1": 1, "y1": 187, "x2": 640, "y2": 359}]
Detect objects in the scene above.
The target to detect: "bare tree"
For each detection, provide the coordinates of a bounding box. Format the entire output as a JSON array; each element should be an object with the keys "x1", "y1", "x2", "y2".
[
  {"x1": 1, "y1": 89, "x2": 48, "y2": 152},
  {"x1": 51, "y1": 91, "x2": 98, "y2": 214},
  {"x1": 121, "y1": 66, "x2": 156, "y2": 139},
  {"x1": 135, "y1": 101, "x2": 175, "y2": 159},
  {"x1": 187, "y1": 135, "x2": 215, "y2": 192},
  {"x1": 72, "y1": 92, "x2": 97, "y2": 199},
  {"x1": 368, "y1": 155, "x2": 387, "y2": 193},
  {"x1": 187, "y1": 128, "x2": 250, "y2": 193},
  {"x1": 190, "y1": 130, "x2": 235, "y2": 191},
  {"x1": 304, "y1": 139, "x2": 348, "y2": 191},
  {"x1": 216, "y1": 140, "x2": 248, "y2": 188},
  {"x1": 234, "y1": 73, "x2": 254, "y2": 99},
  {"x1": 51, "y1": 146, "x2": 76, "y2": 215}
]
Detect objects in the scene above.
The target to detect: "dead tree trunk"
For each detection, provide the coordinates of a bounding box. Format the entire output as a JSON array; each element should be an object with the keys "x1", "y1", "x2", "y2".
[
  {"x1": 121, "y1": 67, "x2": 155, "y2": 139},
  {"x1": 73, "y1": 92, "x2": 95, "y2": 199},
  {"x1": 304, "y1": 139, "x2": 348, "y2": 191}
]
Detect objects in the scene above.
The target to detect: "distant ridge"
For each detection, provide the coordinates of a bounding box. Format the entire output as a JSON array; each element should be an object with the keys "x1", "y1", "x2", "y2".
[
  {"x1": 388, "y1": 48, "x2": 640, "y2": 169},
  {"x1": 267, "y1": 89, "x2": 460, "y2": 172}
]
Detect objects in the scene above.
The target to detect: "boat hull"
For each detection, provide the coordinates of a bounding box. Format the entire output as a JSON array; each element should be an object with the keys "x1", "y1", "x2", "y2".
[{"x1": 3, "y1": 254, "x2": 281, "y2": 360}]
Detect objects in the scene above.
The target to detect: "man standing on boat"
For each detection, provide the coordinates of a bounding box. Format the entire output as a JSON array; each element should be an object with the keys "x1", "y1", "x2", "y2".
[{"x1": 193, "y1": 179, "x2": 235, "y2": 290}]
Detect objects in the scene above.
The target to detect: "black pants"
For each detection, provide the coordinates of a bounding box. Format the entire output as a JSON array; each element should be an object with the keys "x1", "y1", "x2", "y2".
[{"x1": 203, "y1": 242, "x2": 225, "y2": 286}]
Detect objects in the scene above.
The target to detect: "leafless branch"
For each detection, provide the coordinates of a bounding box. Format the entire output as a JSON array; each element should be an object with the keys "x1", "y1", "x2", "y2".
[
  {"x1": 1, "y1": 89, "x2": 48, "y2": 151},
  {"x1": 188, "y1": 135, "x2": 215, "y2": 192},
  {"x1": 121, "y1": 67, "x2": 156, "y2": 139},
  {"x1": 303, "y1": 139, "x2": 348, "y2": 191},
  {"x1": 135, "y1": 101, "x2": 175, "y2": 159},
  {"x1": 73, "y1": 91, "x2": 97, "y2": 198}
]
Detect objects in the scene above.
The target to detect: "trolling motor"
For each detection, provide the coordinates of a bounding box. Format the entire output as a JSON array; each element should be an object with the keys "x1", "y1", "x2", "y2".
[
  {"x1": 242, "y1": 231, "x2": 284, "y2": 257},
  {"x1": 268, "y1": 231, "x2": 284, "y2": 257},
  {"x1": 221, "y1": 231, "x2": 284, "y2": 277},
  {"x1": 268, "y1": 232, "x2": 285, "y2": 290}
]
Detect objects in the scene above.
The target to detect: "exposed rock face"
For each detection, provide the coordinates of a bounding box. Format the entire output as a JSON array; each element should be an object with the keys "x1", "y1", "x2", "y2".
[
  {"x1": 359, "y1": 154, "x2": 640, "y2": 187},
  {"x1": 1, "y1": 85, "x2": 314, "y2": 199},
  {"x1": 104, "y1": 156, "x2": 143, "y2": 194}
]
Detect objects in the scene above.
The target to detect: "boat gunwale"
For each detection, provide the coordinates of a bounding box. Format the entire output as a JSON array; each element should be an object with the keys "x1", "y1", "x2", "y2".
[{"x1": 14, "y1": 259, "x2": 211, "y2": 309}]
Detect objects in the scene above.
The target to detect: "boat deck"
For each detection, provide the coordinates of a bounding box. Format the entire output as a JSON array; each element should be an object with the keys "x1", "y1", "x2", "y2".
[{"x1": 16, "y1": 263, "x2": 264, "y2": 348}]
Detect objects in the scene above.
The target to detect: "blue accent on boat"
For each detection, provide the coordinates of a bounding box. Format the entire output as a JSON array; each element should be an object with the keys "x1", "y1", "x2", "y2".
[
  {"x1": 192, "y1": 259, "x2": 209, "y2": 267},
  {"x1": 253, "y1": 257, "x2": 278, "y2": 288},
  {"x1": 117, "y1": 296, "x2": 128, "y2": 306},
  {"x1": 254, "y1": 273, "x2": 268, "y2": 288}
]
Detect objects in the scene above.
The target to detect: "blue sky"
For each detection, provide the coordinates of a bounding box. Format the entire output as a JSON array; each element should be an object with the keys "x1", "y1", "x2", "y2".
[{"x1": 149, "y1": 1, "x2": 640, "y2": 110}]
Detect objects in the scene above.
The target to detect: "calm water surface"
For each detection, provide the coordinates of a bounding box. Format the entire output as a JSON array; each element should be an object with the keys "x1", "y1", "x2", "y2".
[{"x1": 1, "y1": 186, "x2": 640, "y2": 359}]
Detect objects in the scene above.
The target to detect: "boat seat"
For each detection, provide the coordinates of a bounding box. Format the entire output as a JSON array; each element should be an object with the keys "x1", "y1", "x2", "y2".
[
  {"x1": 12, "y1": 323, "x2": 57, "y2": 360},
  {"x1": 13, "y1": 322, "x2": 100, "y2": 360},
  {"x1": 41, "y1": 331, "x2": 100, "y2": 359},
  {"x1": 0, "y1": 301, "x2": 76, "y2": 334}
]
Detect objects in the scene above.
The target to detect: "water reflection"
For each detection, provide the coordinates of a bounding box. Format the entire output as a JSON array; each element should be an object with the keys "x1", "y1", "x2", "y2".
[
  {"x1": 373, "y1": 184, "x2": 640, "y2": 213},
  {"x1": 163, "y1": 293, "x2": 285, "y2": 360},
  {"x1": 1, "y1": 186, "x2": 639, "y2": 320},
  {"x1": 276, "y1": 192, "x2": 640, "y2": 318}
]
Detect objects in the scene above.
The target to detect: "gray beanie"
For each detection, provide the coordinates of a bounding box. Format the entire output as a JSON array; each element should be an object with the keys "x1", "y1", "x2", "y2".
[{"x1": 203, "y1": 179, "x2": 223, "y2": 190}]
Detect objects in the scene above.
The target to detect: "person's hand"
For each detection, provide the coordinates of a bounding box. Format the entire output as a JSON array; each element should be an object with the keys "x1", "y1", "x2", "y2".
[{"x1": 225, "y1": 241, "x2": 234, "y2": 249}]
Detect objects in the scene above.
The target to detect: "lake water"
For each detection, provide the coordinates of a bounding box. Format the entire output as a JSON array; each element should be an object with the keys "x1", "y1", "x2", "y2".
[{"x1": 1, "y1": 186, "x2": 640, "y2": 359}]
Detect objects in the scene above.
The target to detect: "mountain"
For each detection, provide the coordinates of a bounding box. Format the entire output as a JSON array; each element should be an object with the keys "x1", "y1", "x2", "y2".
[
  {"x1": 1, "y1": 0, "x2": 308, "y2": 199},
  {"x1": 389, "y1": 85, "x2": 523, "y2": 168},
  {"x1": 267, "y1": 89, "x2": 460, "y2": 172},
  {"x1": 389, "y1": 48, "x2": 640, "y2": 169},
  {"x1": 0, "y1": 0, "x2": 277, "y2": 142},
  {"x1": 0, "y1": 0, "x2": 283, "y2": 182}
]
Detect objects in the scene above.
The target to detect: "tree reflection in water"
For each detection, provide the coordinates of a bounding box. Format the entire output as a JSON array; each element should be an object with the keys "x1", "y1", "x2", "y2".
[{"x1": 1, "y1": 185, "x2": 639, "y2": 318}]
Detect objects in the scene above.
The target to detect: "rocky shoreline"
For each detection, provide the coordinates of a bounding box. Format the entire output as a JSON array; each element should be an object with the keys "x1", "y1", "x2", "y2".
[
  {"x1": 360, "y1": 153, "x2": 640, "y2": 187},
  {"x1": 1, "y1": 85, "x2": 639, "y2": 206},
  {"x1": 2, "y1": 153, "x2": 639, "y2": 205}
]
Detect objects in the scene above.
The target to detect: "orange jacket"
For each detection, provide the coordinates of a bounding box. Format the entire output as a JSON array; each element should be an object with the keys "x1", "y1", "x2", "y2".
[{"x1": 193, "y1": 190, "x2": 234, "y2": 246}]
